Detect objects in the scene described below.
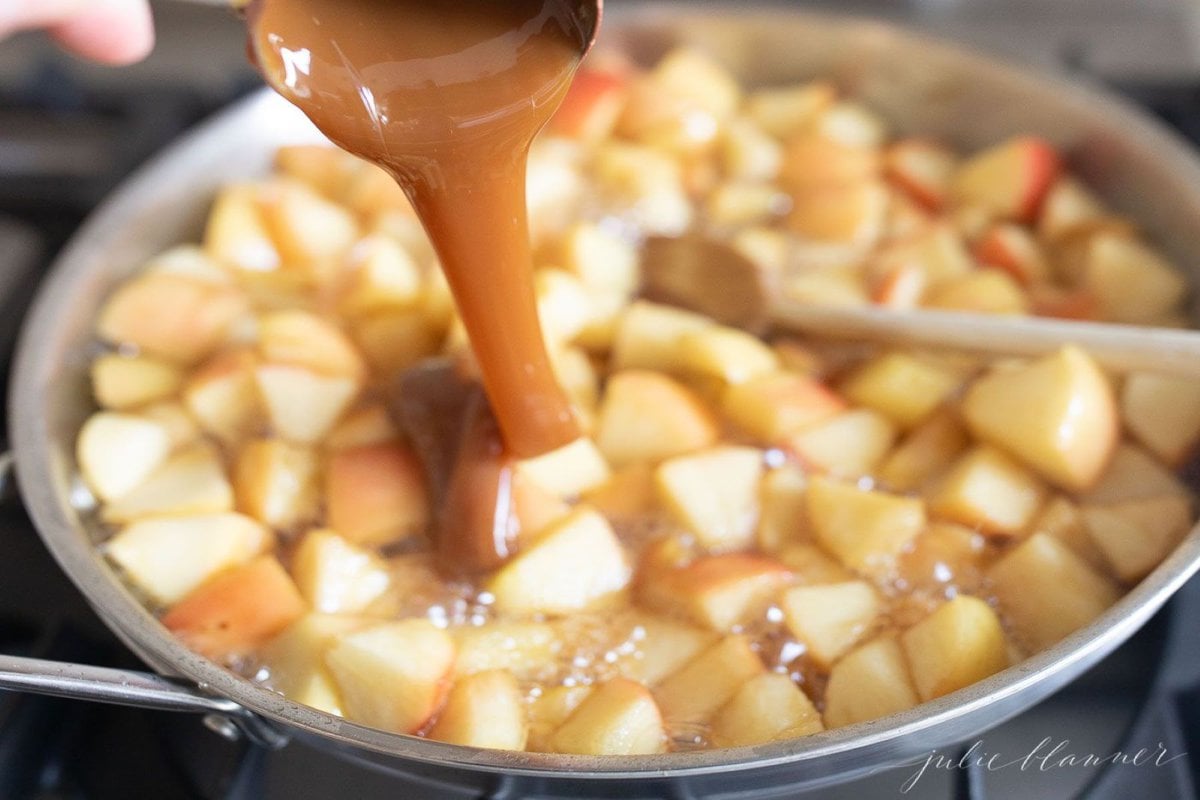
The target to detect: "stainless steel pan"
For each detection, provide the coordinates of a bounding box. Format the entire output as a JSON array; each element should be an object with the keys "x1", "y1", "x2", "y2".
[{"x1": 7, "y1": 5, "x2": 1200, "y2": 795}]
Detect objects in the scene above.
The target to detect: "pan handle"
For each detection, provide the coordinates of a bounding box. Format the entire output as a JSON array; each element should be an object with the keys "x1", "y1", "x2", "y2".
[{"x1": 0, "y1": 653, "x2": 290, "y2": 749}]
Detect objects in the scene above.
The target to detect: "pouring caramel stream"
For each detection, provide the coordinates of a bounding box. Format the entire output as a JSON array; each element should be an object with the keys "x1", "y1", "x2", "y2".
[{"x1": 247, "y1": 0, "x2": 587, "y2": 458}]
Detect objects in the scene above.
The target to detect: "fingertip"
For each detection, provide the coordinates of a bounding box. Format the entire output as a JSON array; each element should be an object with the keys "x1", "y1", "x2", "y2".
[{"x1": 51, "y1": 0, "x2": 154, "y2": 65}]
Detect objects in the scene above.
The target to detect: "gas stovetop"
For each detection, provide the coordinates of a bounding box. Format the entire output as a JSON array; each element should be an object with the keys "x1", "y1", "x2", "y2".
[{"x1": 2, "y1": 4, "x2": 1200, "y2": 799}]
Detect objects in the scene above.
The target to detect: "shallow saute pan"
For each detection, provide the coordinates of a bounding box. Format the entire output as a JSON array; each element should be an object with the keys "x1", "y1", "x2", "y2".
[{"x1": 6, "y1": 5, "x2": 1200, "y2": 797}]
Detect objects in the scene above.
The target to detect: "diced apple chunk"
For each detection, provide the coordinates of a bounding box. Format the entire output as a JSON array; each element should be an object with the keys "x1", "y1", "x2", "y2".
[
  {"x1": 1121, "y1": 372, "x2": 1200, "y2": 467},
  {"x1": 183, "y1": 349, "x2": 264, "y2": 446},
  {"x1": 551, "y1": 677, "x2": 666, "y2": 755},
  {"x1": 710, "y1": 673, "x2": 823, "y2": 747},
  {"x1": 988, "y1": 533, "x2": 1121, "y2": 652},
  {"x1": 325, "y1": 443, "x2": 429, "y2": 547},
  {"x1": 806, "y1": 477, "x2": 926, "y2": 574},
  {"x1": 617, "y1": 613, "x2": 719, "y2": 687},
  {"x1": 256, "y1": 365, "x2": 359, "y2": 445},
  {"x1": 924, "y1": 270, "x2": 1029, "y2": 315},
  {"x1": 325, "y1": 619, "x2": 456, "y2": 734},
  {"x1": 91, "y1": 354, "x2": 184, "y2": 410},
  {"x1": 259, "y1": 613, "x2": 366, "y2": 716},
  {"x1": 961, "y1": 346, "x2": 1117, "y2": 491},
  {"x1": 747, "y1": 81, "x2": 836, "y2": 140},
  {"x1": 233, "y1": 438, "x2": 319, "y2": 530},
  {"x1": 1080, "y1": 443, "x2": 1191, "y2": 505},
  {"x1": 640, "y1": 553, "x2": 792, "y2": 633},
  {"x1": 1080, "y1": 235, "x2": 1188, "y2": 324},
  {"x1": 517, "y1": 437, "x2": 611, "y2": 498},
  {"x1": 824, "y1": 634, "x2": 919, "y2": 728},
  {"x1": 528, "y1": 685, "x2": 594, "y2": 753},
  {"x1": 106, "y1": 512, "x2": 270, "y2": 605},
  {"x1": 334, "y1": 235, "x2": 423, "y2": 315},
  {"x1": 655, "y1": 635, "x2": 764, "y2": 727},
  {"x1": 325, "y1": 404, "x2": 399, "y2": 451},
  {"x1": 841, "y1": 352, "x2": 961, "y2": 429},
  {"x1": 777, "y1": 543, "x2": 854, "y2": 585},
  {"x1": 655, "y1": 446, "x2": 764, "y2": 552},
  {"x1": 901, "y1": 596, "x2": 1008, "y2": 701},
  {"x1": 679, "y1": 326, "x2": 779, "y2": 385},
  {"x1": 877, "y1": 411, "x2": 969, "y2": 492},
  {"x1": 203, "y1": 184, "x2": 280, "y2": 273},
  {"x1": 786, "y1": 180, "x2": 890, "y2": 248},
  {"x1": 722, "y1": 371, "x2": 846, "y2": 443},
  {"x1": 950, "y1": 137, "x2": 1060, "y2": 223},
  {"x1": 583, "y1": 463, "x2": 657, "y2": 519},
  {"x1": 1027, "y1": 495, "x2": 1108, "y2": 570},
  {"x1": 756, "y1": 465, "x2": 809, "y2": 552},
  {"x1": 261, "y1": 179, "x2": 358, "y2": 279},
  {"x1": 451, "y1": 622, "x2": 559, "y2": 679},
  {"x1": 102, "y1": 444, "x2": 234, "y2": 524},
  {"x1": 611, "y1": 301, "x2": 713, "y2": 372},
  {"x1": 780, "y1": 581, "x2": 880, "y2": 668},
  {"x1": 488, "y1": 508, "x2": 630, "y2": 615},
  {"x1": 1082, "y1": 495, "x2": 1193, "y2": 583},
  {"x1": 789, "y1": 409, "x2": 897, "y2": 477},
  {"x1": 76, "y1": 412, "x2": 172, "y2": 503},
  {"x1": 595, "y1": 370, "x2": 719, "y2": 467},
  {"x1": 163, "y1": 556, "x2": 305, "y2": 659},
  {"x1": 258, "y1": 311, "x2": 366, "y2": 380},
  {"x1": 291, "y1": 529, "x2": 391, "y2": 614},
  {"x1": 927, "y1": 446, "x2": 1047, "y2": 536},
  {"x1": 97, "y1": 273, "x2": 247, "y2": 365},
  {"x1": 428, "y1": 670, "x2": 528, "y2": 751}
]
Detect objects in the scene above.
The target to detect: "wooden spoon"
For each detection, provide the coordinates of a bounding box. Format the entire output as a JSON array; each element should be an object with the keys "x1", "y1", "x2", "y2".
[{"x1": 642, "y1": 234, "x2": 1200, "y2": 377}]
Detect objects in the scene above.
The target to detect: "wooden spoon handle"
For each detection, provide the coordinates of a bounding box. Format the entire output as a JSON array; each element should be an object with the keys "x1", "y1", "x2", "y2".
[{"x1": 772, "y1": 302, "x2": 1200, "y2": 377}]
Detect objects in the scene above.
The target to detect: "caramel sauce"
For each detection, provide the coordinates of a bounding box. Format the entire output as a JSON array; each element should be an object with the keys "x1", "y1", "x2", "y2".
[{"x1": 247, "y1": 0, "x2": 588, "y2": 458}]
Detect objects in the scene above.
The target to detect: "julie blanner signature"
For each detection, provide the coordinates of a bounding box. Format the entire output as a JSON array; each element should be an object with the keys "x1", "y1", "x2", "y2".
[{"x1": 900, "y1": 737, "x2": 1187, "y2": 794}]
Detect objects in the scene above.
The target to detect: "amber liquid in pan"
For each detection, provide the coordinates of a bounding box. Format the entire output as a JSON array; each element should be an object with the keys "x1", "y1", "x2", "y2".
[{"x1": 248, "y1": 0, "x2": 585, "y2": 459}]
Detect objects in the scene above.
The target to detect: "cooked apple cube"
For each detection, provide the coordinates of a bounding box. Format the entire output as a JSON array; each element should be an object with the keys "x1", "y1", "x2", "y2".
[
  {"x1": 897, "y1": 522, "x2": 985, "y2": 596},
  {"x1": 824, "y1": 634, "x2": 920, "y2": 728},
  {"x1": 257, "y1": 365, "x2": 358, "y2": 445},
  {"x1": 351, "y1": 311, "x2": 442, "y2": 376},
  {"x1": 790, "y1": 409, "x2": 897, "y2": 478},
  {"x1": 721, "y1": 119, "x2": 784, "y2": 183},
  {"x1": 786, "y1": 180, "x2": 889, "y2": 248},
  {"x1": 97, "y1": 273, "x2": 247, "y2": 365},
  {"x1": 258, "y1": 311, "x2": 366, "y2": 380},
  {"x1": 988, "y1": 533, "x2": 1121, "y2": 652},
  {"x1": 261, "y1": 179, "x2": 358, "y2": 279},
  {"x1": 841, "y1": 352, "x2": 962, "y2": 429},
  {"x1": 974, "y1": 224, "x2": 1051, "y2": 287},
  {"x1": 106, "y1": 512, "x2": 270, "y2": 605},
  {"x1": 91, "y1": 354, "x2": 184, "y2": 410},
  {"x1": 550, "y1": 345, "x2": 600, "y2": 423},
  {"x1": 951, "y1": 136, "x2": 1060, "y2": 223},
  {"x1": 203, "y1": 183, "x2": 281, "y2": 274},
  {"x1": 927, "y1": 446, "x2": 1047, "y2": 536},
  {"x1": 1079, "y1": 443, "x2": 1191, "y2": 505},
  {"x1": 877, "y1": 410, "x2": 969, "y2": 492},
  {"x1": 582, "y1": 463, "x2": 657, "y2": 519},
  {"x1": 183, "y1": 348, "x2": 264, "y2": 446},
  {"x1": 517, "y1": 437, "x2": 611, "y2": 499},
  {"x1": 806, "y1": 477, "x2": 926, "y2": 573},
  {"x1": 779, "y1": 135, "x2": 880, "y2": 194},
  {"x1": 325, "y1": 404, "x2": 400, "y2": 451},
  {"x1": 816, "y1": 101, "x2": 888, "y2": 148},
  {"x1": 924, "y1": 270, "x2": 1030, "y2": 315},
  {"x1": 325, "y1": 443, "x2": 429, "y2": 547},
  {"x1": 1121, "y1": 372, "x2": 1200, "y2": 467},
  {"x1": 549, "y1": 67, "x2": 629, "y2": 144},
  {"x1": 617, "y1": 613, "x2": 719, "y2": 687},
  {"x1": 76, "y1": 412, "x2": 172, "y2": 503},
  {"x1": 291, "y1": 529, "x2": 391, "y2": 614},
  {"x1": 655, "y1": 446, "x2": 764, "y2": 552},
  {"x1": 1080, "y1": 234, "x2": 1188, "y2": 324},
  {"x1": 678, "y1": 326, "x2": 779, "y2": 385},
  {"x1": 777, "y1": 543, "x2": 854, "y2": 585},
  {"x1": 1082, "y1": 495, "x2": 1193, "y2": 583},
  {"x1": 642, "y1": 554, "x2": 792, "y2": 633},
  {"x1": 780, "y1": 581, "x2": 880, "y2": 668},
  {"x1": 325, "y1": 619, "x2": 456, "y2": 734},
  {"x1": 611, "y1": 301, "x2": 713, "y2": 372},
  {"x1": 709, "y1": 673, "x2": 823, "y2": 748},
  {"x1": 722, "y1": 371, "x2": 846, "y2": 443},
  {"x1": 747, "y1": 81, "x2": 836, "y2": 140},
  {"x1": 527, "y1": 686, "x2": 593, "y2": 753},
  {"x1": 1027, "y1": 495, "x2": 1108, "y2": 570},
  {"x1": 334, "y1": 234, "x2": 423, "y2": 315},
  {"x1": 884, "y1": 138, "x2": 957, "y2": 210},
  {"x1": 102, "y1": 444, "x2": 234, "y2": 524},
  {"x1": 595, "y1": 370, "x2": 719, "y2": 467},
  {"x1": 233, "y1": 438, "x2": 319, "y2": 530},
  {"x1": 140, "y1": 401, "x2": 201, "y2": 449},
  {"x1": 259, "y1": 613, "x2": 366, "y2": 716},
  {"x1": 756, "y1": 465, "x2": 809, "y2": 553},
  {"x1": 163, "y1": 556, "x2": 305, "y2": 659},
  {"x1": 450, "y1": 622, "x2": 559, "y2": 679},
  {"x1": 961, "y1": 346, "x2": 1118, "y2": 491},
  {"x1": 871, "y1": 224, "x2": 973, "y2": 288},
  {"x1": 900, "y1": 595, "x2": 1008, "y2": 701},
  {"x1": 654, "y1": 635, "x2": 764, "y2": 727},
  {"x1": 428, "y1": 669, "x2": 528, "y2": 751},
  {"x1": 488, "y1": 508, "x2": 630, "y2": 614},
  {"x1": 551, "y1": 677, "x2": 666, "y2": 756}
]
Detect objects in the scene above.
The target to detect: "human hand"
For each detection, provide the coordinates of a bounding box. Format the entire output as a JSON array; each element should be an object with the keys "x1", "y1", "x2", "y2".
[{"x1": 0, "y1": 0, "x2": 154, "y2": 65}]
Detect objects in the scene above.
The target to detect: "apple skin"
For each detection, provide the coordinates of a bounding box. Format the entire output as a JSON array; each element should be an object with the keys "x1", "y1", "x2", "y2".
[
  {"x1": 951, "y1": 136, "x2": 1061, "y2": 223},
  {"x1": 549, "y1": 68, "x2": 630, "y2": 143}
]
